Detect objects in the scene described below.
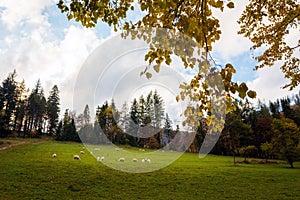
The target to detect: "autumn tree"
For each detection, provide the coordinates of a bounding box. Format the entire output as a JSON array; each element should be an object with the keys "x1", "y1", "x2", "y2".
[
  {"x1": 252, "y1": 103, "x2": 273, "y2": 156},
  {"x1": 238, "y1": 1, "x2": 300, "y2": 90},
  {"x1": 271, "y1": 117, "x2": 300, "y2": 168},
  {"x1": 57, "y1": 0, "x2": 260, "y2": 129}
]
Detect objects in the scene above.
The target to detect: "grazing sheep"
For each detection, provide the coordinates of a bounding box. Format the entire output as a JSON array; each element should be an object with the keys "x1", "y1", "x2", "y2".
[
  {"x1": 118, "y1": 158, "x2": 125, "y2": 162},
  {"x1": 82, "y1": 147, "x2": 85, "y2": 150},
  {"x1": 97, "y1": 156, "x2": 105, "y2": 162},
  {"x1": 115, "y1": 147, "x2": 120, "y2": 151},
  {"x1": 142, "y1": 158, "x2": 151, "y2": 164},
  {"x1": 80, "y1": 151, "x2": 84, "y2": 154},
  {"x1": 94, "y1": 148, "x2": 100, "y2": 151},
  {"x1": 52, "y1": 153, "x2": 57, "y2": 158},
  {"x1": 74, "y1": 155, "x2": 80, "y2": 160},
  {"x1": 132, "y1": 158, "x2": 138, "y2": 162}
]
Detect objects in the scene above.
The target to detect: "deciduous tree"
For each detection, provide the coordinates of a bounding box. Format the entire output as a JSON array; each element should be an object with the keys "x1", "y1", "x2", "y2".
[{"x1": 271, "y1": 117, "x2": 300, "y2": 168}]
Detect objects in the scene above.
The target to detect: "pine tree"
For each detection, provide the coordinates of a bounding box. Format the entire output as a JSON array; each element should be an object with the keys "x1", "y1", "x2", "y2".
[
  {"x1": 269, "y1": 100, "x2": 280, "y2": 119},
  {"x1": 26, "y1": 80, "x2": 46, "y2": 137},
  {"x1": 13, "y1": 80, "x2": 28, "y2": 137},
  {"x1": 0, "y1": 70, "x2": 19, "y2": 137},
  {"x1": 47, "y1": 85, "x2": 60, "y2": 136},
  {"x1": 57, "y1": 109, "x2": 80, "y2": 142},
  {"x1": 153, "y1": 90, "x2": 164, "y2": 128},
  {"x1": 163, "y1": 113, "x2": 172, "y2": 145},
  {"x1": 127, "y1": 98, "x2": 139, "y2": 146},
  {"x1": 138, "y1": 95, "x2": 146, "y2": 126},
  {"x1": 83, "y1": 104, "x2": 91, "y2": 125}
]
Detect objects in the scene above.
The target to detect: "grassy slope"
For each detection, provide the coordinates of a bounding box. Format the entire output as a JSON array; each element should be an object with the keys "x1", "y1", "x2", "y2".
[{"x1": 0, "y1": 141, "x2": 299, "y2": 200}]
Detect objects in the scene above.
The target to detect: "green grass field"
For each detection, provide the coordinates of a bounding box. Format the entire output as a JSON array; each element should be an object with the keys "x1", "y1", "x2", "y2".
[{"x1": 0, "y1": 140, "x2": 300, "y2": 199}]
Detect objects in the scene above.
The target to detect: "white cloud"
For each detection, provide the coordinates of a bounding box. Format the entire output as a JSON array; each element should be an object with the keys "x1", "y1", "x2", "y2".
[
  {"x1": 0, "y1": 0, "x2": 55, "y2": 30},
  {"x1": 0, "y1": 23, "x2": 102, "y2": 115},
  {"x1": 212, "y1": 1, "x2": 253, "y2": 59},
  {"x1": 247, "y1": 65, "x2": 300, "y2": 104}
]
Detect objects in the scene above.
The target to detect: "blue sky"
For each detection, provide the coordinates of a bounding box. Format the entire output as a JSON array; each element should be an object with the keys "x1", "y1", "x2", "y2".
[{"x1": 0, "y1": 0, "x2": 299, "y2": 118}]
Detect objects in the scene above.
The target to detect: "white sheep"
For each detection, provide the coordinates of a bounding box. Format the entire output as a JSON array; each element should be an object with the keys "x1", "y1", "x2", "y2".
[
  {"x1": 80, "y1": 151, "x2": 84, "y2": 154},
  {"x1": 74, "y1": 155, "x2": 80, "y2": 160},
  {"x1": 115, "y1": 147, "x2": 120, "y2": 151},
  {"x1": 94, "y1": 148, "x2": 100, "y2": 151},
  {"x1": 52, "y1": 153, "x2": 57, "y2": 158},
  {"x1": 118, "y1": 158, "x2": 125, "y2": 162},
  {"x1": 132, "y1": 158, "x2": 138, "y2": 162},
  {"x1": 142, "y1": 158, "x2": 151, "y2": 164},
  {"x1": 97, "y1": 156, "x2": 105, "y2": 162}
]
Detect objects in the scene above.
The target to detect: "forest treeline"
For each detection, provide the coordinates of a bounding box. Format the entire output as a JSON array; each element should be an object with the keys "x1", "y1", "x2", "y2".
[{"x1": 1, "y1": 70, "x2": 300, "y2": 167}]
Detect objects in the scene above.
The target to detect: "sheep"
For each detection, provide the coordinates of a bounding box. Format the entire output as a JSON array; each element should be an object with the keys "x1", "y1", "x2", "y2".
[
  {"x1": 118, "y1": 158, "x2": 125, "y2": 162},
  {"x1": 80, "y1": 151, "x2": 84, "y2": 154},
  {"x1": 74, "y1": 155, "x2": 80, "y2": 160},
  {"x1": 52, "y1": 153, "x2": 57, "y2": 158},
  {"x1": 94, "y1": 148, "x2": 100, "y2": 151},
  {"x1": 142, "y1": 158, "x2": 151, "y2": 164},
  {"x1": 82, "y1": 147, "x2": 85, "y2": 150},
  {"x1": 97, "y1": 156, "x2": 105, "y2": 162},
  {"x1": 115, "y1": 147, "x2": 120, "y2": 151},
  {"x1": 132, "y1": 158, "x2": 138, "y2": 162}
]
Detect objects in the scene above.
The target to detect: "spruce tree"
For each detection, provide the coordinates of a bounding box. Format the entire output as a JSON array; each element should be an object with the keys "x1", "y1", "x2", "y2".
[{"x1": 47, "y1": 85, "x2": 60, "y2": 136}]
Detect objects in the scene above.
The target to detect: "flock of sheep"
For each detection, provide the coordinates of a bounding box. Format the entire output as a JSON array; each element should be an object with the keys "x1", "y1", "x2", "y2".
[{"x1": 51, "y1": 147, "x2": 151, "y2": 164}]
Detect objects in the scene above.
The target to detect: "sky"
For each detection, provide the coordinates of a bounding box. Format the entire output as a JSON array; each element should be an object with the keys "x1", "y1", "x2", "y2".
[{"x1": 0, "y1": 0, "x2": 299, "y2": 122}]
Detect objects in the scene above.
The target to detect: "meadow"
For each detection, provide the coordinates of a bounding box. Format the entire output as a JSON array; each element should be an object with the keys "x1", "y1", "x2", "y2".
[{"x1": 0, "y1": 140, "x2": 300, "y2": 200}]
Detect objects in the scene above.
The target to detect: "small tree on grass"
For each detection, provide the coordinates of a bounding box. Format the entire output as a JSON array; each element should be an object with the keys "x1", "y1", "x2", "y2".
[
  {"x1": 261, "y1": 142, "x2": 273, "y2": 162},
  {"x1": 271, "y1": 117, "x2": 300, "y2": 168},
  {"x1": 239, "y1": 145, "x2": 257, "y2": 162}
]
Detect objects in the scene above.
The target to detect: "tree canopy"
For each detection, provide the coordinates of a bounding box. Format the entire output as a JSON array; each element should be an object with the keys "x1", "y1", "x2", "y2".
[{"x1": 57, "y1": 0, "x2": 299, "y2": 128}]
